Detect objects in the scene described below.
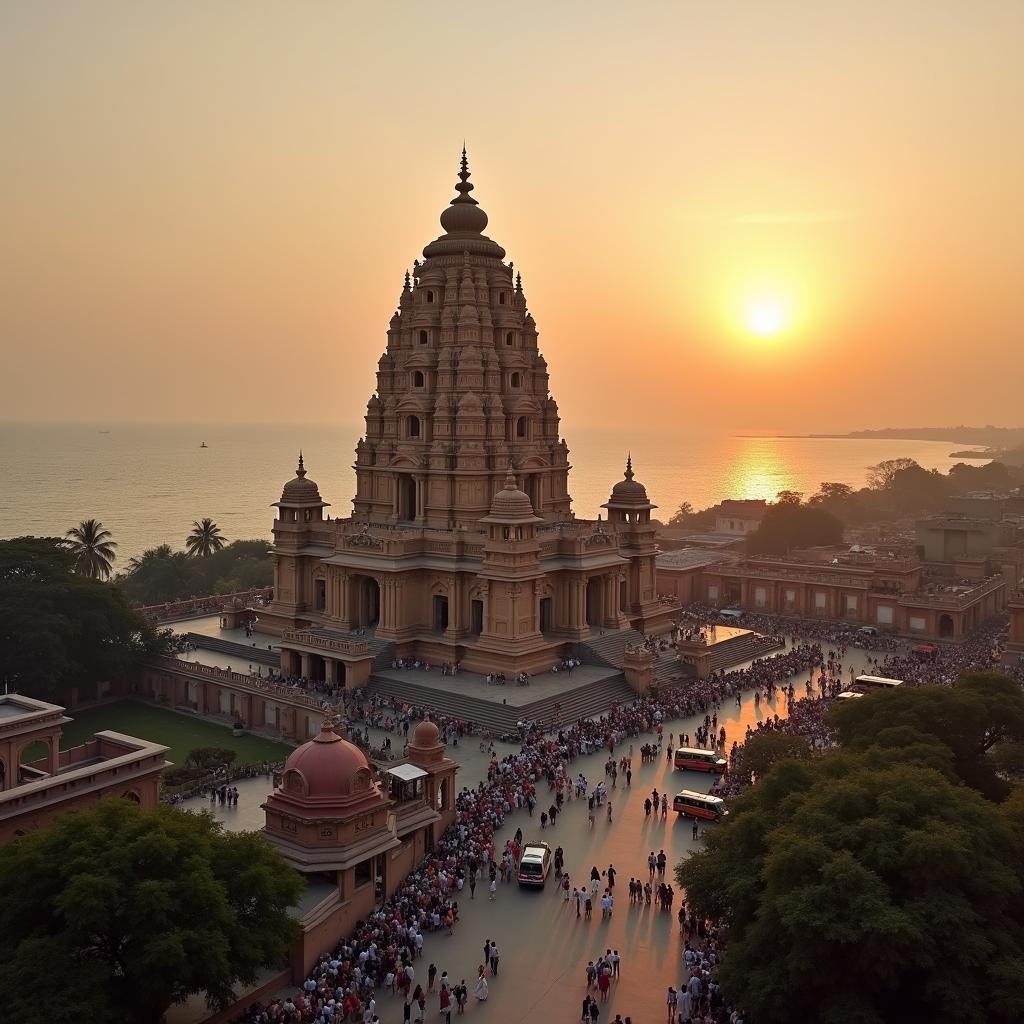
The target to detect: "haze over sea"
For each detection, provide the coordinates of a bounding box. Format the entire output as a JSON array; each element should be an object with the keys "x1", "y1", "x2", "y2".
[{"x1": 0, "y1": 422, "x2": 983, "y2": 564}]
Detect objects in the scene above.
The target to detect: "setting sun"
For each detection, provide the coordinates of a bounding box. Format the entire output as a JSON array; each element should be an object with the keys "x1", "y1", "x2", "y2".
[{"x1": 745, "y1": 296, "x2": 789, "y2": 337}]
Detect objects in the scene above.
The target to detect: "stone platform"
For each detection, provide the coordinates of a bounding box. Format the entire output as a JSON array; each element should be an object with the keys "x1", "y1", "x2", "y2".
[
  {"x1": 368, "y1": 663, "x2": 635, "y2": 733},
  {"x1": 676, "y1": 625, "x2": 784, "y2": 676}
]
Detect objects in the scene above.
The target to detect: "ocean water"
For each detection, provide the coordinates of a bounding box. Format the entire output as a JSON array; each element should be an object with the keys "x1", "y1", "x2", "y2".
[{"x1": 0, "y1": 422, "x2": 981, "y2": 564}]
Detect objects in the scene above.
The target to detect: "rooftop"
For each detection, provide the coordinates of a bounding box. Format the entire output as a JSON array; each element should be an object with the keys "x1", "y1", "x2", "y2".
[{"x1": 656, "y1": 548, "x2": 733, "y2": 570}]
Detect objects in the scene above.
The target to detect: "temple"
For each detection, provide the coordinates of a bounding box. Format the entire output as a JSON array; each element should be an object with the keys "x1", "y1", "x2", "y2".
[{"x1": 257, "y1": 151, "x2": 675, "y2": 681}]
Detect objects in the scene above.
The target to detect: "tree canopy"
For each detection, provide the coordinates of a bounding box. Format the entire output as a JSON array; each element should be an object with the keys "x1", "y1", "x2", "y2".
[
  {"x1": 117, "y1": 538, "x2": 272, "y2": 605},
  {"x1": 829, "y1": 671, "x2": 1024, "y2": 800},
  {"x1": 0, "y1": 799, "x2": 304, "y2": 1024},
  {"x1": 0, "y1": 537, "x2": 169, "y2": 699},
  {"x1": 746, "y1": 495, "x2": 844, "y2": 554},
  {"x1": 678, "y1": 673, "x2": 1024, "y2": 1024}
]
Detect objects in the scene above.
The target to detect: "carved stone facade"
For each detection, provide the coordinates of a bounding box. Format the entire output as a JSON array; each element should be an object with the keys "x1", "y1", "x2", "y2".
[{"x1": 257, "y1": 153, "x2": 675, "y2": 677}]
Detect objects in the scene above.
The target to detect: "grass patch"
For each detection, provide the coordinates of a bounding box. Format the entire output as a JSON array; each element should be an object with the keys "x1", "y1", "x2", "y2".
[{"x1": 60, "y1": 700, "x2": 294, "y2": 769}]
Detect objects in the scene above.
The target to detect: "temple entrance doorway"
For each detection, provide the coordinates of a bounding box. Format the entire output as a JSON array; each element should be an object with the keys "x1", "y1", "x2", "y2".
[
  {"x1": 353, "y1": 576, "x2": 380, "y2": 628},
  {"x1": 525, "y1": 474, "x2": 540, "y2": 512},
  {"x1": 308, "y1": 655, "x2": 326, "y2": 682},
  {"x1": 938, "y1": 614, "x2": 954, "y2": 638},
  {"x1": 619, "y1": 579, "x2": 628, "y2": 613},
  {"x1": 585, "y1": 578, "x2": 601, "y2": 628},
  {"x1": 539, "y1": 597, "x2": 553, "y2": 633},
  {"x1": 471, "y1": 599, "x2": 484, "y2": 635},
  {"x1": 433, "y1": 595, "x2": 449, "y2": 633}
]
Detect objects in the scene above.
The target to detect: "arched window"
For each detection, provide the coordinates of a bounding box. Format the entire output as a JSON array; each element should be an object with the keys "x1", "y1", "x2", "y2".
[
  {"x1": 407, "y1": 415, "x2": 421, "y2": 439},
  {"x1": 426, "y1": 290, "x2": 435, "y2": 304},
  {"x1": 516, "y1": 416, "x2": 528, "y2": 439},
  {"x1": 419, "y1": 330, "x2": 428, "y2": 345},
  {"x1": 413, "y1": 370, "x2": 425, "y2": 388},
  {"x1": 510, "y1": 372, "x2": 522, "y2": 388},
  {"x1": 505, "y1": 332, "x2": 514, "y2": 346}
]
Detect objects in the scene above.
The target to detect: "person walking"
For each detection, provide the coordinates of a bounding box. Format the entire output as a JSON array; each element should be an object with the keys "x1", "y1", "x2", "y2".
[
  {"x1": 489, "y1": 942, "x2": 500, "y2": 976},
  {"x1": 692, "y1": 818, "x2": 699, "y2": 841}
]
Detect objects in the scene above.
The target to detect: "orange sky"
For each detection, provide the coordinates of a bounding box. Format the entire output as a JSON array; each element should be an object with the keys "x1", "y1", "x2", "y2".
[{"x1": 1, "y1": 2, "x2": 1022, "y2": 432}]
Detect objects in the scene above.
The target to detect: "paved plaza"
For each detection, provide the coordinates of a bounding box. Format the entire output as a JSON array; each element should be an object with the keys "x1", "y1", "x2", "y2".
[{"x1": 174, "y1": 644, "x2": 888, "y2": 1024}]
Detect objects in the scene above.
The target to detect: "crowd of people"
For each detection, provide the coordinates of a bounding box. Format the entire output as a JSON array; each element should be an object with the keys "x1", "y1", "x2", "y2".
[{"x1": 230, "y1": 602, "x2": 1015, "y2": 1024}]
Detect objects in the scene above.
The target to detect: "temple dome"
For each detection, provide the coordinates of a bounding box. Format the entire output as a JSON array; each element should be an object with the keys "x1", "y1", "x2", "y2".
[
  {"x1": 481, "y1": 466, "x2": 542, "y2": 524},
  {"x1": 422, "y1": 148, "x2": 506, "y2": 260},
  {"x1": 411, "y1": 718, "x2": 440, "y2": 748},
  {"x1": 605, "y1": 455, "x2": 656, "y2": 509},
  {"x1": 282, "y1": 718, "x2": 370, "y2": 798},
  {"x1": 275, "y1": 453, "x2": 329, "y2": 508}
]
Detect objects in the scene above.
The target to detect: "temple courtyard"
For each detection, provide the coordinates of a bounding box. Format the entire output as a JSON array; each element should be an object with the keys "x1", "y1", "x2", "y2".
[{"x1": 168, "y1": 643, "x2": 888, "y2": 1024}]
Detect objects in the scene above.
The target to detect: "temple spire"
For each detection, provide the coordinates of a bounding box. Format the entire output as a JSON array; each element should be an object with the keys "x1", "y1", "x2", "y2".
[
  {"x1": 504, "y1": 460, "x2": 517, "y2": 489},
  {"x1": 297, "y1": 450, "x2": 306, "y2": 478},
  {"x1": 624, "y1": 452, "x2": 633, "y2": 481},
  {"x1": 452, "y1": 145, "x2": 478, "y2": 206}
]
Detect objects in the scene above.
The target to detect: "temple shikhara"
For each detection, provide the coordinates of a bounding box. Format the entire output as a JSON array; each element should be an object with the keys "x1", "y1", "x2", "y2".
[{"x1": 258, "y1": 151, "x2": 675, "y2": 683}]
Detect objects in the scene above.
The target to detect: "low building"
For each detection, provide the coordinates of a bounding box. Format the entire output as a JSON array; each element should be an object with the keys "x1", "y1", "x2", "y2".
[
  {"x1": 713, "y1": 499, "x2": 768, "y2": 536},
  {"x1": 0, "y1": 695, "x2": 168, "y2": 844},
  {"x1": 1005, "y1": 592, "x2": 1024, "y2": 670},
  {"x1": 262, "y1": 717, "x2": 457, "y2": 978}
]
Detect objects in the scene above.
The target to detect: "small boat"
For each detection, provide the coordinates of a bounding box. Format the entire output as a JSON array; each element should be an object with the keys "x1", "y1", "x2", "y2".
[{"x1": 200, "y1": 441, "x2": 208, "y2": 448}]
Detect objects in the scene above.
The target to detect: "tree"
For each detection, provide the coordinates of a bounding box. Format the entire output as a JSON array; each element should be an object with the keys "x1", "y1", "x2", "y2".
[
  {"x1": 186, "y1": 746, "x2": 238, "y2": 770},
  {"x1": 0, "y1": 799, "x2": 304, "y2": 1024},
  {"x1": 677, "y1": 748, "x2": 1024, "y2": 1024},
  {"x1": 774, "y1": 489, "x2": 803, "y2": 506},
  {"x1": 119, "y1": 544, "x2": 199, "y2": 605},
  {"x1": 0, "y1": 538, "x2": 169, "y2": 698},
  {"x1": 866, "y1": 457, "x2": 919, "y2": 491},
  {"x1": 186, "y1": 518, "x2": 227, "y2": 558},
  {"x1": 746, "y1": 499, "x2": 844, "y2": 555},
  {"x1": 739, "y1": 731, "x2": 810, "y2": 781},
  {"x1": 810, "y1": 482, "x2": 854, "y2": 505},
  {"x1": 65, "y1": 518, "x2": 118, "y2": 580},
  {"x1": 829, "y1": 671, "x2": 1024, "y2": 800},
  {"x1": 667, "y1": 501, "x2": 695, "y2": 527}
]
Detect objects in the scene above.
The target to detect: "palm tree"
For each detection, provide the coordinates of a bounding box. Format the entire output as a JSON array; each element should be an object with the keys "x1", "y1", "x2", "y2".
[
  {"x1": 186, "y1": 518, "x2": 227, "y2": 558},
  {"x1": 65, "y1": 519, "x2": 117, "y2": 580}
]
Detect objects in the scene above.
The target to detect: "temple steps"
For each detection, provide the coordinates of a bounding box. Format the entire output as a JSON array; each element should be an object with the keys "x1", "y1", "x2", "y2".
[
  {"x1": 183, "y1": 633, "x2": 279, "y2": 666},
  {"x1": 365, "y1": 671, "x2": 636, "y2": 734}
]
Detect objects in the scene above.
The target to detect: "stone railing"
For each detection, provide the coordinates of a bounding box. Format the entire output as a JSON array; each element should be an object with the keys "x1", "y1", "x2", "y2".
[
  {"x1": 141, "y1": 588, "x2": 273, "y2": 623},
  {"x1": 155, "y1": 656, "x2": 335, "y2": 713},
  {"x1": 722, "y1": 564, "x2": 871, "y2": 588},
  {"x1": 281, "y1": 629, "x2": 370, "y2": 657},
  {"x1": 900, "y1": 575, "x2": 1006, "y2": 609}
]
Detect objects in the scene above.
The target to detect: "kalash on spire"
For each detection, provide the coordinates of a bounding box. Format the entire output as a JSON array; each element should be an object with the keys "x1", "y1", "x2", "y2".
[{"x1": 261, "y1": 150, "x2": 674, "y2": 678}]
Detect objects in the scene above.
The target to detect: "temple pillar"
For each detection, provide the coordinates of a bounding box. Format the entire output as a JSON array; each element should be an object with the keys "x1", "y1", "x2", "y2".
[{"x1": 299, "y1": 653, "x2": 311, "y2": 679}]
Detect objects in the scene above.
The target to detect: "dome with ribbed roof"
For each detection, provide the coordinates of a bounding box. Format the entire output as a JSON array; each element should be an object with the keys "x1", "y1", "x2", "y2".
[
  {"x1": 422, "y1": 148, "x2": 506, "y2": 260},
  {"x1": 280, "y1": 718, "x2": 372, "y2": 799},
  {"x1": 481, "y1": 465, "x2": 541, "y2": 524},
  {"x1": 604, "y1": 454, "x2": 657, "y2": 510},
  {"x1": 274, "y1": 452, "x2": 330, "y2": 509}
]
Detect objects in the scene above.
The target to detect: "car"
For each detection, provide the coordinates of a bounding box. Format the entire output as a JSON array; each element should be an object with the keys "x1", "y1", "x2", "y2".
[
  {"x1": 517, "y1": 842, "x2": 552, "y2": 887},
  {"x1": 856, "y1": 626, "x2": 879, "y2": 637}
]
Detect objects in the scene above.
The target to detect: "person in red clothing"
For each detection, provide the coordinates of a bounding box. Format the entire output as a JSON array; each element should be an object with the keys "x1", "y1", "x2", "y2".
[{"x1": 598, "y1": 966, "x2": 611, "y2": 1002}]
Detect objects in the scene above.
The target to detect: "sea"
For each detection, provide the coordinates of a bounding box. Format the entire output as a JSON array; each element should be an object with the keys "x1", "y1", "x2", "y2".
[{"x1": 0, "y1": 422, "x2": 986, "y2": 564}]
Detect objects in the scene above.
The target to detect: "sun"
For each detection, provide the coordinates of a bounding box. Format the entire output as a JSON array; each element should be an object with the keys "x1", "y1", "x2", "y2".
[{"x1": 744, "y1": 296, "x2": 789, "y2": 337}]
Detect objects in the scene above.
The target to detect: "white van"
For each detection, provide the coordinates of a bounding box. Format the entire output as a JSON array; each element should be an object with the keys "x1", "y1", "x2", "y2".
[{"x1": 517, "y1": 843, "x2": 552, "y2": 887}]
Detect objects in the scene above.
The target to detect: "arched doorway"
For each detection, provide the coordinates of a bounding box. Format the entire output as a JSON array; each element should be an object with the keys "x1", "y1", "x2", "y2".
[
  {"x1": 938, "y1": 614, "x2": 954, "y2": 638},
  {"x1": 353, "y1": 576, "x2": 380, "y2": 628},
  {"x1": 585, "y1": 578, "x2": 602, "y2": 629}
]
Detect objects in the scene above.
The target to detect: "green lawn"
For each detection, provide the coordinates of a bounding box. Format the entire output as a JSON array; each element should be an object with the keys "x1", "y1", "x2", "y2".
[{"x1": 60, "y1": 700, "x2": 295, "y2": 769}]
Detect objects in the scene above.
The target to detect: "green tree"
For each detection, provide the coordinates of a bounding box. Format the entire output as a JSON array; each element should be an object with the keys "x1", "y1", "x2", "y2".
[
  {"x1": 186, "y1": 518, "x2": 227, "y2": 558},
  {"x1": 0, "y1": 799, "x2": 304, "y2": 1024},
  {"x1": 829, "y1": 671, "x2": 1024, "y2": 800},
  {"x1": 65, "y1": 518, "x2": 118, "y2": 580},
  {"x1": 119, "y1": 544, "x2": 199, "y2": 605},
  {"x1": 739, "y1": 731, "x2": 811, "y2": 781},
  {"x1": 746, "y1": 498, "x2": 843, "y2": 555},
  {"x1": 677, "y1": 749, "x2": 1024, "y2": 1024},
  {"x1": 186, "y1": 746, "x2": 238, "y2": 770},
  {"x1": 0, "y1": 538, "x2": 169, "y2": 698}
]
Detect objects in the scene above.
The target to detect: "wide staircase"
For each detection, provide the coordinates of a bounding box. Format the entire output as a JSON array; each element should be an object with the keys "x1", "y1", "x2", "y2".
[
  {"x1": 705, "y1": 632, "x2": 784, "y2": 673},
  {"x1": 366, "y1": 670, "x2": 636, "y2": 734},
  {"x1": 184, "y1": 633, "x2": 279, "y2": 667},
  {"x1": 580, "y1": 629, "x2": 688, "y2": 686}
]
